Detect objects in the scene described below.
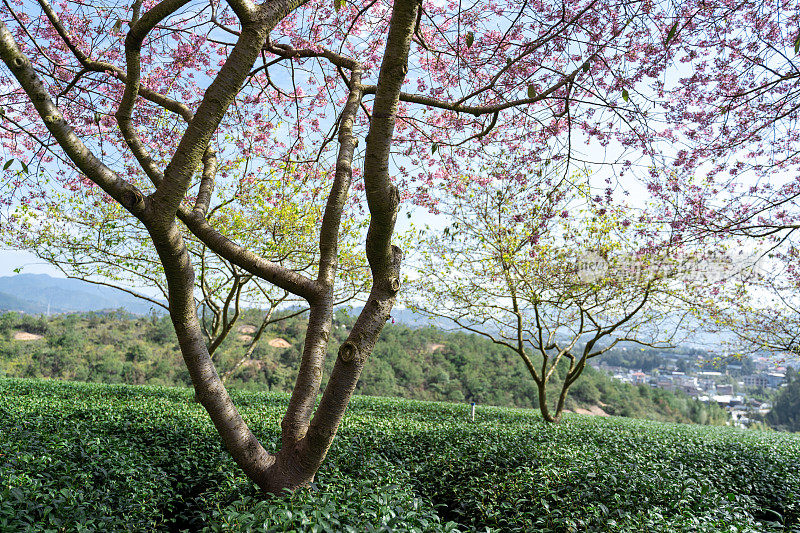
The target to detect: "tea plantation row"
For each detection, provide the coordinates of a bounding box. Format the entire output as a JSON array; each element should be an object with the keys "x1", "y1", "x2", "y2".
[{"x1": 2, "y1": 378, "x2": 799, "y2": 532}]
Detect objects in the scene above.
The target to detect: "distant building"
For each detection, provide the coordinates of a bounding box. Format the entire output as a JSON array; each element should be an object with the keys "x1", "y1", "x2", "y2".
[
  {"x1": 681, "y1": 384, "x2": 701, "y2": 397},
  {"x1": 715, "y1": 384, "x2": 733, "y2": 396},
  {"x1": 743, "y1": 374, "x2": 769, "y2": 388},
  {"x1": 766, "y1": 372, "x2": 785, "y2": 388},
  {"x1": 743, "y1": 373, "x2": 784, "y2": 389},
  {"x1": 655, "y1": 377, "x2": 674, "y2": 391},
  {"x1": 673, "y1": 374, "x2": 698, "y2": 389},
  {"x1": 712, "y1": 395, "x2": 744, "y2": 407}
]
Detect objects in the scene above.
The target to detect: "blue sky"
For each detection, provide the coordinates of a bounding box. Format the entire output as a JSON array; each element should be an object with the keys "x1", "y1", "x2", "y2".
[{"x1": 0, "y1": 249, "x2": 61, "y2": 277}]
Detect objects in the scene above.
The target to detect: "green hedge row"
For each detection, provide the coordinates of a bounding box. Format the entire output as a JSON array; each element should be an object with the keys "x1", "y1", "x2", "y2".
[{"x1": 2, "y1": 378, "x2": 798, "y2": 532}]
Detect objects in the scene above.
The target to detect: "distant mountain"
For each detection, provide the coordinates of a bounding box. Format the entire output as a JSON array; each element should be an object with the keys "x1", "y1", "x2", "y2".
[
  {"x1": 387, "y1": 307, "x2": 454, "y2": 328},
  {"x1": 352, "y1": 306, "x2": 729, "y2": 355},
  {"x1": 344, "y1": 305, "x2": 458, "y2": 329},
  {"x1": 0, "y1": 291, "x2": 44, "y2": 314},
  {"x1": 0, "y1": 274, "x2": 161, "y2": 315}
]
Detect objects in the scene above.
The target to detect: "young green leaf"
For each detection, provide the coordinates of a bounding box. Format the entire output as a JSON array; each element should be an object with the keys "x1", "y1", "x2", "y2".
[
  {"x1": 3, "y1": 159, "x2": 14, "y2": 170},
  {"x1": 664, "y1": 20, "x2": 679, "y2": 47},
  {"x1": 334, "y1": 0, "x2": 345, "y2": 12},
  {"x1": 431, "y1": 143, "x2": 438, "y2": 154},
  {"x1": 527, "y1": 85, "x2": 536, "y2": 99},
  {"x1": 795, "y1": 34, "x2": 800, "y2": 54},
  {"x1": 466, "y1": 31, "x2": 474, "y2": 48},
  {"x1": 622, "y1": 89, "x2": 629, "y2": 102}
]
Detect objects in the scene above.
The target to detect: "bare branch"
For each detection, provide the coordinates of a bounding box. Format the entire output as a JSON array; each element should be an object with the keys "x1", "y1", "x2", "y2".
[
  {"x1": 317, "y1": 66, "x2": 364, "y2": 287},
  {"x1": 194, "y1": 148, "x2": 218, "y2": 215},
  {"x1": 361, "y1": 56, "x2": 594, "y2": 117}
]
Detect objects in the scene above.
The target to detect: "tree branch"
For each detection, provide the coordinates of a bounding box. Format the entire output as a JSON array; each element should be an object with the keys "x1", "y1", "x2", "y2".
[
  {"x1": 361, "y1": 56, "x2": 594, "y2": 117},
  {"x1": 116, "y1": 0, "x2": 194, "y2": 185},
  {"x1": 194, "y1": 148, "x2": 217, "y2": 215},
  {"x1": 226, "y1": 0, "x2": 257, "y2": 22},
  {"x1": 0, "y1": 21, "x2": 147, "y2": 218},
  {"x1": 317, "y1": 66, "x2": 364, "y2": 287},
  {"x1": 177, "y1": 206, "x2": 321, "y2": 300},
  {"x1": 303, "y1": 0, "x2": 420, "y2": 475},
  {"x1": 154, "y1": 0, "x2": 308, "y2": 218}
]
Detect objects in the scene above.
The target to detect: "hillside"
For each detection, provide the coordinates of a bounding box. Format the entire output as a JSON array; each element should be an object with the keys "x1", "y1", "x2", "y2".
[
  {"x1": 0, "y1": 274, "x2": 161, "y2": 315},
  {"x1": 2, "y1": 378, "x2": 798, "y2": 532},
  {"x1": 0, "y1": 309, "x2": 727, "y2": 426},
  {"x1": 0, "y1": 291, "x2": 43, "y2": 314}
]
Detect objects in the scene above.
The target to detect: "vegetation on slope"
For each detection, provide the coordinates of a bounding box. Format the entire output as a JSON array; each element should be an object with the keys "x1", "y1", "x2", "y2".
[
  {"x1": 769, "y1": 370, "x2": 800, "y2": 432},
  {"x1": 1, "y1": 378, "x2": 798, "y2": 532},
  {"x1": 0, "y1": 310, "x2": 726, "y2": 425}
]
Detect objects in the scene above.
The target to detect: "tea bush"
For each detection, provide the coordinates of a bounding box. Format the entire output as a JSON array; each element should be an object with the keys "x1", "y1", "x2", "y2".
[{"x1": 1, "y1": 378, "x2": 798, "y2": 532}]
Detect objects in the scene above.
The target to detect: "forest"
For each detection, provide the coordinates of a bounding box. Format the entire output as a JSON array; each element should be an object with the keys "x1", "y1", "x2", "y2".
[{"x1": 0, "y1": 309, "x2": 730, "y2": 426}]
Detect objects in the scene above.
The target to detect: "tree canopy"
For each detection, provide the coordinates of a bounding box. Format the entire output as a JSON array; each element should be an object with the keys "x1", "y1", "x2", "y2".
[{"x1": 407, "y1": 169, "x2": 705, "y2": 421}]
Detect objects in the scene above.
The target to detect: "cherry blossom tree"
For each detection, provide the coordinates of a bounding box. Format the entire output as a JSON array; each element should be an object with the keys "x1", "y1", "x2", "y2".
[
  {"x1": 658, "y1": 0, "x2": 799, "y2": 228},
  {"x1": 407, "y1": 168, "x2": 693, "y2": 422},
  {"x1": 635, "y1": 1, "x2": 800, "y2": 362},
  {"x1": 697, "y1": 247, "x2": 800, "y2": 361},
  {"x1": 0, "y1": 0, "x2": 741, "y2": 492}
]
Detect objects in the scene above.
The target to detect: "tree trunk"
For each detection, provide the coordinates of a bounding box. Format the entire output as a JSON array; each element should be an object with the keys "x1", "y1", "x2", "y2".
[
  {"x1": 537, "y1": 381, "x2": 558, "y2": 423},
  {"x1": 0, "y1": 0, "x2": 419, "y2": 494},
  {"x1": 147, "y1": 218, "x2": 287, "y2": 487},
  {"x1": 148, "y1": 217, "x2": 336, "y2": 492},
  {"x1": 552, "y1": 383, "x2": 570, "y2": 423}
]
